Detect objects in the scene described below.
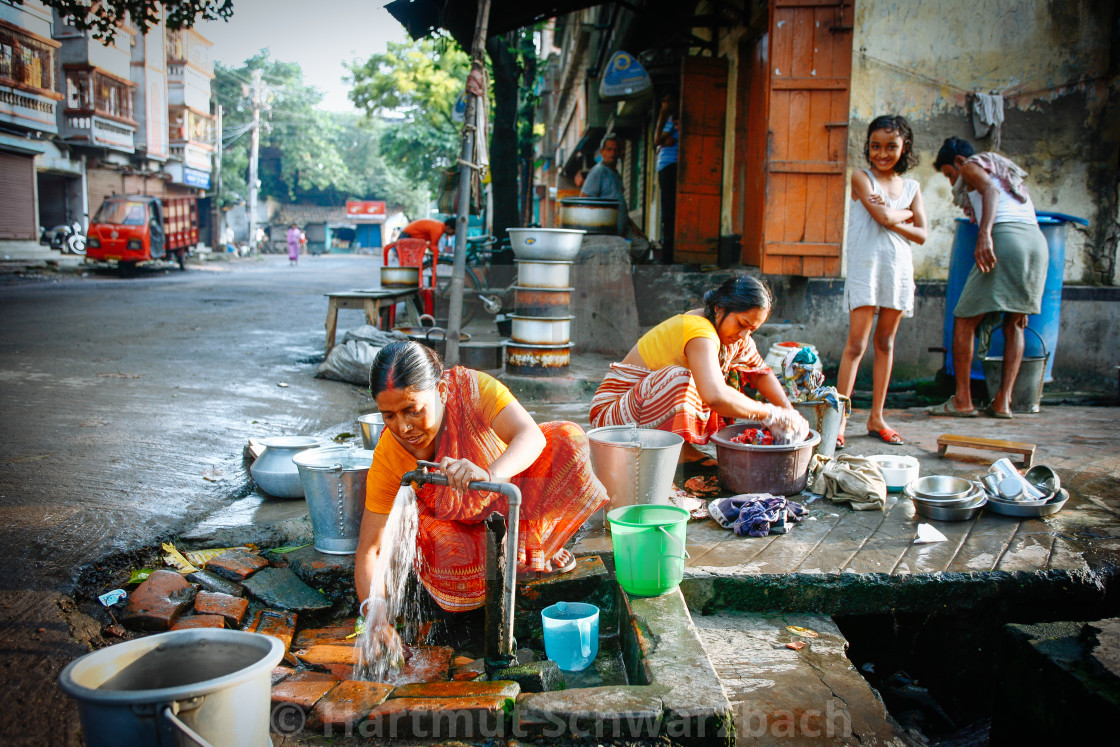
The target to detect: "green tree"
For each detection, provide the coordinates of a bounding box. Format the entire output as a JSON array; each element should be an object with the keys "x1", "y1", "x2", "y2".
[
  {"x1": 347, "y1": 38, "x2": 469, "y2": 199},
  {"x1": 17, "y1": 0, "x2": 232, "y2": 39}
]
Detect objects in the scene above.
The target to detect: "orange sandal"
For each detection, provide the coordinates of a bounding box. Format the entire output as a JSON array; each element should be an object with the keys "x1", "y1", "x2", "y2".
[{"x1": 868, "y1": 428, "x2": 904, "y2": 446}]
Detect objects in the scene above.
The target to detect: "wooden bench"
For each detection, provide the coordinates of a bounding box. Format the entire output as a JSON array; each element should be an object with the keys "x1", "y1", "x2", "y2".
[
  {"x1": 324, "y1": 288, "x2": 421, "y2": 354},
  {"x1": 937, "y1": 434, "x2": 1036, "y2": 468}
]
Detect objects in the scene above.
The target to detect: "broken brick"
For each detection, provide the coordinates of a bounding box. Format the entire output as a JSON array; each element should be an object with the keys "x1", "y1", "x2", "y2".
[
  {"x1": 451, "y1": 657, "x2": 486, "y2": 682},
  {"x1": 307, "y1": 681, "x2": 393, "y2": 731},
  {"x1": 389, "y1": 646, "x2": 454, "y2": 685},
  {"x1": 205, "y1": 549, "x2": 269, "y2": 582},
  {"x1": 285, "y1": 670, "x2": 343, "y2": 683},
  {"x1": 388, "y1": 680, "x2": 520, "y2": 699},
  {"x1": 122, "y1": 569, "x2": 196, "y2": 631},
  {"x1": 271, "y1": 677, "x2": 338, "y2": 711},
  {"x1": 293, "y1": 625, "x2": 355, "y2": 649},
  {"x1": 246, "y1": 610, "x2": 297, "y2": 652},
  {"x1": 193, "y1": 591, "x2": 249, "y2": 627},
  {"x1": 272, "y1": 666, "x2": 296, "y2": 685},
  {"x1": 361, "y1": 695, "x2": 509, "y2": 739},
  {"x1": 294, "y1": 644, "x2": 359, "y2": 668},
  {"x1": 170, "y1": 615, "x2": 226, "y2": 631}
]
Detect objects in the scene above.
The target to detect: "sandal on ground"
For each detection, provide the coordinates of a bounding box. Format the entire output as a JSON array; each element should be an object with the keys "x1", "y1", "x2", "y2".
[
  {"x1": 984, "y1": 403, "x2": 1014, "y2": 420},
  {"x1": 868, "y1": 428, "x2": 904, "y2": 445},
  {"x1": 927, "y1": 398, "x2": 979, "y2": 418}
]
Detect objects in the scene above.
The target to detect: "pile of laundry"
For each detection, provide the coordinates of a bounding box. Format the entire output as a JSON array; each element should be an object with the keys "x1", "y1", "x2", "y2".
[
  {"x1": 779, "y1": 346, "x2": 825, "y2": 401},
  {"x1": 708, "y1": 493, "x2": 809, "y2": 537}
]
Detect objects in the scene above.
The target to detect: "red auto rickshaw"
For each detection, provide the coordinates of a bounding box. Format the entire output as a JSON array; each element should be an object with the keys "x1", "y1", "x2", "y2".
[{"x1": 87, "y1": 195, "x2": 199, "y2": 275}]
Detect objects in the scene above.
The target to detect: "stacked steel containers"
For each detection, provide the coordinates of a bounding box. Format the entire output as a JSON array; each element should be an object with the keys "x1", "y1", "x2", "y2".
[{"x1": 505, "y1": 228, "x2": 584, "y2": 377}]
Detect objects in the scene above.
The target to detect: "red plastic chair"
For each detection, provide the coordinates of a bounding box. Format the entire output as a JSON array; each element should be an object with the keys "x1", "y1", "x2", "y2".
[{"x1": 382, "y1": 238, "x2": 435, "y2": 321}]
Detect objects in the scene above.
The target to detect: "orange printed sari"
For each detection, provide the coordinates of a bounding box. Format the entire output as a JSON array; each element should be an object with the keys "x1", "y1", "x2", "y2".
[
  {"x1": 414, "y1": 367, "x2": 608, "y2": 612},
  {"x1": 589, "y1": 336, "x2": 770, "y2": 445}
]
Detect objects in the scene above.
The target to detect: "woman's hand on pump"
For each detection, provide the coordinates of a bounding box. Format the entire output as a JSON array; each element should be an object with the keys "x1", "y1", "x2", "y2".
[{"x1": 437, "y1": 456, "x2": 490, "y2": 493}]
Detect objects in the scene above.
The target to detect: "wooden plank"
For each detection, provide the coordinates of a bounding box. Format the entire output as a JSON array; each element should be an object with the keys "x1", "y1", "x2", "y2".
[
  {"x1": 687, "y1": 528, "x2": 781, "y2": 569},
  {"x1": 892, "y1": 508, "x2": 976, "y2": 575},
  {"x1": 745, "y1": 505, "x2": 846, "y2": 574},
  {"x1": 946, "y1": 511, "x2": 1020, "y2": 573},
  {"x1": 765, "y1": 242, "x2": 840, "y2": 256},
  {"x1": 843, "y1": 497, "x2": 919, "y2": 574},
  {"x1": 995, "y1": 518, "x2": 1057, "y2": 572},
  {"x1": 771, "y1": 77, "x2": 849, "y2": 90},
  {"x1": 684, "y1": 520, "x2": 739, "y2": 568},
  {"x1": 937, "y1": 434, "x2": 1036, "y2": 467},
  {"x1": 795, "y1": 499, "x2": 895, "y2": 573}
]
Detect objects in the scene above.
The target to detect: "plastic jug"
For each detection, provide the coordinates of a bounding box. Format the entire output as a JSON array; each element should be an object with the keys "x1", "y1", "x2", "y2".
[{"x1": 541, "y1": 601, "x2": 599, "y2": 672}]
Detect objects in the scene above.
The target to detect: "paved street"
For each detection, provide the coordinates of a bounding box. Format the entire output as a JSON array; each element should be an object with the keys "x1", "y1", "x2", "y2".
[{"x1": 0, "y1": 255, "x2": 377, "y2": 744}]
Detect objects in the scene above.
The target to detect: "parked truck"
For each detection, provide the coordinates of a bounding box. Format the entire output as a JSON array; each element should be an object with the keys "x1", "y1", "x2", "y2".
[{"x1": 86, "y1": 195, "x2": 199, "y2": 275}]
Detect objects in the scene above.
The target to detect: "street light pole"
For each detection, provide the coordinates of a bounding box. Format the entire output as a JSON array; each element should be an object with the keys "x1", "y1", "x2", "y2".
[{"x1": 446, "y1": 0, "x2": 492, "y2": 366}]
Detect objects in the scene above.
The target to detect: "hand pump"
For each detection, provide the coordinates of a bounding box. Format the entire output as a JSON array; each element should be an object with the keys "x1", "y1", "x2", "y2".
[{"x1": 445, "y1": 0, "x2": 493, "y2": 366}]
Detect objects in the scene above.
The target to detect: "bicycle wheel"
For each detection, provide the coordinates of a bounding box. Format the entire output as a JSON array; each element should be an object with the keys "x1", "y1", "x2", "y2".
[{"x1": 422, "y1": 256, "x2": 483, "y2": 326}]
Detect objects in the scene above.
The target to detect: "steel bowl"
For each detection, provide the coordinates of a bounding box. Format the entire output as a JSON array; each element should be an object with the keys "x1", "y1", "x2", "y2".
[
  {"x1": 507, "y1": 228, "x2": 585, "y2": 261},
  {"x1": 985, "y1": 488, "x2": 1069, "y2": 517},
  {"x1": 558, "y1": 197, "x2": 620, "y2": 234},
  {"x1": 357, "y1": 413, "x2": 384, "y2": 450},
  {"x1": 510, "y1": 315, "x2": 572, "y2": 345},
  {"x1": 908, "y1": 475, "x2": 976, "y2": 504},
  {"x1": 380, "y1": 266, "x2": 420, "y2": 287},
  {"x1": 912, "y1": 492, "x2": 987, "y2": 521},
  {"x1": 1024, "y1": 464, "x2": 1061, "y2": 498},
  {"x1": 515, "y1": 259, "x2": 572, "y2": 289}
]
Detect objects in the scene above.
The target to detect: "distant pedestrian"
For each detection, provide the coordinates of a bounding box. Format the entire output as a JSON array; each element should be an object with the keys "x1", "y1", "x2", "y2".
[
  {"x1": 929, "y1": 137, "x2": 1048, "y2": 419},
  {"x1": 286, "y1": 223, "x2": 301, "y2": 266},
  {"x1": 581, "y1": 132, "x2": 628, "y2": 236},
  {"x1": 836, "y1": 115, "x2": 928, "y2": 448},
  {"x1": 654, "y1": 93, "x2": 679, "y2": 263}
]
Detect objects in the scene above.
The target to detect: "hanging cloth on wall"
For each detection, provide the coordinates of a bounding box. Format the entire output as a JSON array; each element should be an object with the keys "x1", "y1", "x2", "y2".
[{"x1": 971, "y1": 92, "x2": 1004, "y2": 150}]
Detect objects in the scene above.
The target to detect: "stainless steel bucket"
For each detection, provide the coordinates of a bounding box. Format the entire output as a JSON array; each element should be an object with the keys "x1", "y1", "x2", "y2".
[
  {"x1": 587, "y1": 426, "x2": 684, "y2": 515},
  {"x1": 981, "y1": 326, "x2": 1048, "y2": 413},
  {"x1": 58, "y1": 629, "x2": 283, "y2": 747},
  {"x1": 293, "y1": 446, "x2": 374, "y2": 554}
]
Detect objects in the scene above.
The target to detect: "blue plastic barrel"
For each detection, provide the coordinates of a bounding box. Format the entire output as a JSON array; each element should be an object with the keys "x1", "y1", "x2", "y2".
[{"x1": 943, "y1": 211, "x2": 1087, "y2": 383}]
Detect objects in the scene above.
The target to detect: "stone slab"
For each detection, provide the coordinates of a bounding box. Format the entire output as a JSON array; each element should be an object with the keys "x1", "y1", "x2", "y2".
[
  {"x1": 622, "y1": 588, "x2": 734, "y2": 745},
  {"x1": 186, "y1": 569, "x2": 245, "y2": 597},
  {"x1": 193, "y1": 590, "x2": 249, "y2": 627},
  {"x1": 242, "y1": 567, "x2": 331, "y2": 611},
  {"x1": 692, "y1": 612, "x2": 907, "y2": 746},
  {"x1": 121, "y1": 569, "x2": 196, "y2": 631},
  {"x1": 205, "y1": 548, "x2": 270, "y2": 581},
  {"x1": 517, "y1": 555, "x2": 607, "y2": 609},
  {"x1": 516, "y1": 685, "x2": 663, "y2": 740},
  {"x1": 307, "y1": 680, "x2": 394, "y2": 731},
  {"x1": 492, "y1": 659, "x2": 563, "y2": 693}
]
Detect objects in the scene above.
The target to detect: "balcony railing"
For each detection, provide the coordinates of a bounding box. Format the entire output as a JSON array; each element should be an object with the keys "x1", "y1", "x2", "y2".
[{"x1": 0, "y1": 22, "x2": 61, "y2": 95}]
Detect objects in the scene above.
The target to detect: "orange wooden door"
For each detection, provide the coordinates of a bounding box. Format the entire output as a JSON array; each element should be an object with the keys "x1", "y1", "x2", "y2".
[
  {"x1": 674, "y1": 56, "x2": 728, "y2": 264},
  {"x1": 759, "y1": 0, "x2": 853, "y2": 276}
]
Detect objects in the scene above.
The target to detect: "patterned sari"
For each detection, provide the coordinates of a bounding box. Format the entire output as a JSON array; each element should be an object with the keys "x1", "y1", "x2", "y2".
[
  {"x1": 415, "y1": 367, "x2": 608, "y2": 612},
  {"x1": 589, "y1": 336, "x2": 770, "y2": 445}
]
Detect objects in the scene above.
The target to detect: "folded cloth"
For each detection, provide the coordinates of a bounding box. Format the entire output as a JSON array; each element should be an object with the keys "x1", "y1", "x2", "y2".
[
  {"x1": 808, "y1": 454, "x2": 887, "y2": 511},
  {"x1": 709, "y1": 493, "x2": 808, "y2": 536}
]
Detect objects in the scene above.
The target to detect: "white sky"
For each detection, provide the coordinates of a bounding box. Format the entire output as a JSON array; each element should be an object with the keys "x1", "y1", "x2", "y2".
[{"x1": 197, "y1": 0, "x2": 410, "y2": 112}]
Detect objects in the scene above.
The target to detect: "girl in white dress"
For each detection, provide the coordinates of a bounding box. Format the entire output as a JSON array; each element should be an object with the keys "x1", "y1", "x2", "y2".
[{"x1": 837, "y1": 116, "x2": 928, "y2": 446}]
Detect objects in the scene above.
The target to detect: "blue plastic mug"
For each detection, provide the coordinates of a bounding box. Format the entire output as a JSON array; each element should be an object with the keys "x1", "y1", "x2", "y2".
[{"x1": 541, "y1": 601, "x2": 599, "y2": 672}]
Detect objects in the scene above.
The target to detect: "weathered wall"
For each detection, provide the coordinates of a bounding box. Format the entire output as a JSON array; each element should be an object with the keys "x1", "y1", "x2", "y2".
[{"x1": 847, "y1": 0, "x2": 1120, "y2": 285}]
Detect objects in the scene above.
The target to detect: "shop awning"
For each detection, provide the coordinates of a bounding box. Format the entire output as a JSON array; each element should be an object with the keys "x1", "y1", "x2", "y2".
[{"x1": 385, "y1": 0, "x2": 606, "y2": 44}]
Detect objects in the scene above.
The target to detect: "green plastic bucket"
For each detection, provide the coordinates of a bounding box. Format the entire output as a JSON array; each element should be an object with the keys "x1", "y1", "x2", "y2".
[{"x1": 606, "y1": 504, "x2": 690, "y2": 597}]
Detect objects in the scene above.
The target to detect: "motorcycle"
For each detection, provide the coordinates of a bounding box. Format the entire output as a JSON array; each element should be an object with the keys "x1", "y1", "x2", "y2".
[{"x1": 39, "y1": 221, "x2": 87, "y2": 256}]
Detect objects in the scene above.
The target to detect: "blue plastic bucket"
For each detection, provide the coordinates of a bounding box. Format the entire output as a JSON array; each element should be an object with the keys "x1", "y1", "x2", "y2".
[{"x1": 541, "y1": 601, "x2": 599, "y2": 672}]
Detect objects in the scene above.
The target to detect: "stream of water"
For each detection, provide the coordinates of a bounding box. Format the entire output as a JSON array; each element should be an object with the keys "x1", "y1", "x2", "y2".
[{"x1": 356, "y1": 484, "x2": 422, "y2": 681}]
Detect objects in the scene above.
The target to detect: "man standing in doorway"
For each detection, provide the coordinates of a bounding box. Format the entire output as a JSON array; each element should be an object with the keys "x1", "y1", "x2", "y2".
[{"x1": 581, "y1": 133, "x2": 629, "y2": 236}]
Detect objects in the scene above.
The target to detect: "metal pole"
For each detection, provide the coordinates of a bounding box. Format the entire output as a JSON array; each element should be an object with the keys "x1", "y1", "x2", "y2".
[
  {"x1": 246, "y1": 70, "x2": 262, "y2": 255},
  {"x1": 446, "y1": 0, "x2": 492, "y2": 366}
]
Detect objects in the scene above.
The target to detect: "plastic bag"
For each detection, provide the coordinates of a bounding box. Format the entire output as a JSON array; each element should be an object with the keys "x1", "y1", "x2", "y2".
[
  {"x1": 317, "y1": 340, "x2": 380, "y2": 385},
  {"x1": 342, "y1": 325, "x2": 406, "y2": 348}
]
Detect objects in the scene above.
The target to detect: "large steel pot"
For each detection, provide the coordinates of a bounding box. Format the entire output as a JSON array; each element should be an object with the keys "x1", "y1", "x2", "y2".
[
  {"x1": 559, "y1": 197, "x2": 620, "y2": 235},
  {"x1": 394, "y1": 326, "x2": 471, "y2": 359},
  {"x1": 514, "y1": 286, "x2": 572, "y2": 317},
  {"x1": 459, "y1": 341, "x2": 504, "y2": 370},
  {"x1": 380, "y1": 266, "x2": 419, "y2": 287},
  {"x1": 504, "y1": 341, "x2": 572, "y2": 377},
  {"x1": 507, "y1": 228, "x2": 586, "y2": 261},
  {"x1": 510, "y1": 315, "x2": 573, "y2": 344},
  {"x1": 250, "y1": 436, "x2": 326, "y2": 498},
  {"x1": 514, "y1": 259, "x2": 572, "y2": 289}
]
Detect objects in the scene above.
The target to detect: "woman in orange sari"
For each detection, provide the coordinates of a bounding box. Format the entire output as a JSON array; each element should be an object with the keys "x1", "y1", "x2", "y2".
[
  {"x1": 354, "y1": 341, "x2": 608, "y2": 613},
  {"x1": 590, "y1": 275, "x2": 808, "y2": 463}
]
